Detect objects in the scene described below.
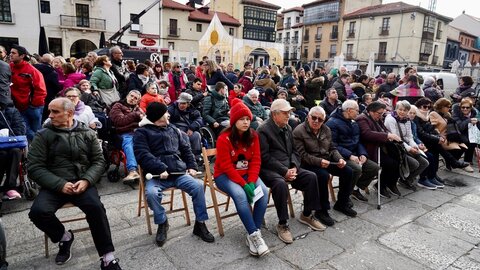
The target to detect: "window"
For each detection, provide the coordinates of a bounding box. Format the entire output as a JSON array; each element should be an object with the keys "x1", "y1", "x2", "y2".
[
  {"x1": 381, "y1": 18, "x2": 390, "y2": 30},
  {"x1": 378, "y1": 42, "x2": 387, "y2": 61},
  {"x1": 296, "y1": 16, "x2": 300, "y2": 23},
  {"x1": 76, "y1": 4, "x2": 89, "y2": 27},
  {"x1": 169, "y1": 19, "x2": 178, "y2": 36},
  {"x1": 286, "y1": 17, "x2": 291, "y2": 28},
  {"x1": 346, "y1": 44, "x2": 353, "y2": 60},
  {"x1": 303, "y1": 46, "x2": 308, "y2": 58},
  {"x1": 130, "y1": 14, "x2": 139, "y2": 24},
  {"x1": 168, "y1": 42, "x2": 175, "y2": 50},
  {"x1": 40, "y1": 1, "x2": 50, "y2": 14},
  {"x1": 329, "y1": 44, "x2": 336, "y2": 58},
  {"x1": 436, "y1": 21, "x2": 442, "y2": 39},
  {"x1": 48, "y1": 38, "x2": 62, "y2": 56},
  {"x1": 304, "y1": 28, "x2": 309, "y2": 41},
  {"x1": 229, "y1": 28, "x2": 234, "y2": 36},
  {"x1": 315, "y1": 45, "x2": 320, "y2": 58},
  {"x1": 130, "y1": 40, "x2": 137, "y2": 46},
  {"x1": 196, "y1": 24, "x2": 202, "y2": 32},
  {"x1": 304, "y1": 1, "x2": 339, "y2": 25},
  {"x1": 243, "y1": 6, "x2": 276, "y2": 42},
  {"x1": 130, "y1": 13, "x2": 141, "y2": 32},
  {"x1": 348, "y1": 21, "x2": 355, "y2": 38},
  {"x1": 315, "y1": 26, "x2": 322, "y2": 40},
  {"x1": 0, "y1": 37, "x2": 18, "y2": 51},
  {"x1": 330, "y1": 25, "x2": 338, "y2": 40},
  {"x1": 0, "y1": 0, "x2": 12, "y2": 22}
]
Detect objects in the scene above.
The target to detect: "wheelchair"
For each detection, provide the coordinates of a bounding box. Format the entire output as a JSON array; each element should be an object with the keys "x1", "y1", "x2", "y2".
[
  {"x1": 200, "y1": 126, "x2": 216, "y2": 149},
  {"x1": 16, "y1": 148, "x2": 38, "y2": 201},
  {"x1": 100, "y1": 117, "x2": 128, "y2": 183}
]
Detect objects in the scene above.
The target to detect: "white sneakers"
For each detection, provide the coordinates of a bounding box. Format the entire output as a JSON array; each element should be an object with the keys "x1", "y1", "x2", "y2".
[{"x1": 246, "y1": 230, "x2": 269, "y2": 257}]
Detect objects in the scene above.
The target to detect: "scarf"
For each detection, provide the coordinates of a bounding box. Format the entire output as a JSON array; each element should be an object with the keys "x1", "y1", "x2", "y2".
[
  {"x1": 392, "y1": 111, "x2": 408, "y2": 123},
  {"x1": 138, "y1": 75, "x2": 149, "y2": 86},
  {"x1": 75, "y1": 101, "x2": 86, "y2": 116},
  {"x1": 172, "y1": 71, "x2": 182, "y2": 90}
]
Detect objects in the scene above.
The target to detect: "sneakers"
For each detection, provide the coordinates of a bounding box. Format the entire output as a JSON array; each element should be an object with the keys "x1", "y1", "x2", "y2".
[
  {"x1": 463, "y1": 165, "x2": 474, "y2": 173},
  {"x1": 155, "y1": 220, "x2": 169, "y2": 247},
  {"x1": 4, "y1": 190, "x2": 21, "y2": 200},
  {"x1": 398, "y1": 179, "x2": 417, "y2": 191},
  {"x1": 429, "y1": 178, "x2": 445, "y2": 188},
  {"x1": 193, "y1": 221, "x2": 215, "y2": 243},
  {"x1": 351, "y1": 189, "x2": 368, "y2": 202},
  {"x1": 315, "y1": 210, "x2": 335, "y2": 226},
  {"x1": 276, "y1": 224, "x2": 293, "y2": 244},
  {"x1": 417, "y1": 179, "x2": 437, "y2": 190},
  {"x1": 298, "y1": 213, "x2": 326, "y2": 231},
  {"x1": 55, "y1": 230, "x2": 74, "y2": 265},
  {"x1": 333, "y1": 203, "x2": 357, "y2": 217},
  {"x1": 101, "y1": 258, "x2": 122, "y2": 270},
  {"x1": 373, "y1": 183, "x2": 391, "y2": 198},
  {"x1": 246, "y1": 230, "x2": 270, "y2": 257},
  {"x1": 122, "y1": 170, "x2": 139, "y2": 185},
  {"x1": 387, "y1": 184, "x2": 401, "y2": 197}
]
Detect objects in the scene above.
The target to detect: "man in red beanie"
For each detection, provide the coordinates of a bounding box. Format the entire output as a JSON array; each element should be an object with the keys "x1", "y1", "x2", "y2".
[{"x1": 9, "y1": 44, "x2": 47, "y2": 141}]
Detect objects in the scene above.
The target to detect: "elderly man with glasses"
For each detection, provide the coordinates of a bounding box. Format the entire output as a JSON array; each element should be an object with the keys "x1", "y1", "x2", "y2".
[{"x1": 293, "y1": 106, "x2": 357, "y2": 225}]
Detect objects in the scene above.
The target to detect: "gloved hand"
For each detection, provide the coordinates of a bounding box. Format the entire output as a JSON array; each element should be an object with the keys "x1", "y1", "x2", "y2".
[
  {"x1": 243, "y1": 183, "x2": 255, "y2": 204},
  {"x1": 247, "y1": 182, "x2": 256, "y2": 192},
  {"x1": 160, "y1": 171, "x2": 169, "y2": 179}
]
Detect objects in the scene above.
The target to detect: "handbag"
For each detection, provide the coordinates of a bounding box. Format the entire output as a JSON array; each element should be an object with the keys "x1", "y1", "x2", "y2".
[
  {"x1": 0, "y1": 111, "x2": 27, "y2": 149},
  {"x1": 446, "y1": 122, "x2": 466, "y2": 143}
]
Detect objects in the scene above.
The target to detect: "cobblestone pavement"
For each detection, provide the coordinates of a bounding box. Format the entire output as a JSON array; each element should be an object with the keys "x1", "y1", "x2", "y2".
[{"x1": 2, "y1": 164, "x2": 480, "y2": 270}]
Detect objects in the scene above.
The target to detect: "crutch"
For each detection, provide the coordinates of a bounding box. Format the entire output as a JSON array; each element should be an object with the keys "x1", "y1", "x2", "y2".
[{"x1": 377, "y1": 147, "x2": 381, "y2": 210}]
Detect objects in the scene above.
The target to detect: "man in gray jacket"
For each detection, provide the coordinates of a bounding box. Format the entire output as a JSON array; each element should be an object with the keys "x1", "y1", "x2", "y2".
[{"x1": 28, "y1": 98, "x2": 122, "y2": 270}]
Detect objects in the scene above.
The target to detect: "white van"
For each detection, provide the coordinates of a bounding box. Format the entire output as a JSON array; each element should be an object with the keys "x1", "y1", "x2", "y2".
[{"x1": 417, "y1": 72, "x2": 459, "y2": 98}]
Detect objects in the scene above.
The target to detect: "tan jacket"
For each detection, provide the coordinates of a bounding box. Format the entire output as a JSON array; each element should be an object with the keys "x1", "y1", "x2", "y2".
[{"x1": 428, "y1": 111, "x2": 466, "y2": 150}]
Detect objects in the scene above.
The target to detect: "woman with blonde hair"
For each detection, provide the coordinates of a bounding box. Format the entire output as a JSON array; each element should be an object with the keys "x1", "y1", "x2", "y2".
[{"x1": 203, "y1": 60, "x2": 234, "y2": 91}]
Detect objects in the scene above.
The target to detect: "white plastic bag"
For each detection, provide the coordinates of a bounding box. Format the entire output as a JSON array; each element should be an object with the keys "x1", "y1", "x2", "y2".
[{"x1": 468, "y1": 123, "x2": 480, "y2": 144}]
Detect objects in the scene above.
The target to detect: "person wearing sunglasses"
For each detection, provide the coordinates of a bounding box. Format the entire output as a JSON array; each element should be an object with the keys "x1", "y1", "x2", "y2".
[
  {"x1": 452, "y1": 98, "x2": 479, "y2": 173},
  {"x1": 293, "y1": 106, "x2": 357, "y2": 224}
]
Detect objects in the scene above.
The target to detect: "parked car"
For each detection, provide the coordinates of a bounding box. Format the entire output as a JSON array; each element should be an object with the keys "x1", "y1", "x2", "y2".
[{"x1": 417, "y1": 72, "x2": 459, "y2": 99}]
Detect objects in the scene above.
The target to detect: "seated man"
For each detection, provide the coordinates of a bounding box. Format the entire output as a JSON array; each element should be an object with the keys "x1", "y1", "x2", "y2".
[
  {"x1": 168, "y1": 92, "x2": 203, "y2": 159},
  {"x1": 202, "y1": 82, "x2": 230, "y2": 135},
  {"x1": 319, "y1": 88, "x2": 342, "y2": 120},
  {"x1": 293, "y1": 106, "x2": 357, "y2": 221},
  {"x1": 109, "y1": 90, "x2": 144, "y2": 184},
  {"x1": 134, "y1": 102, "x2": 214, "y2": 247},
  {"x1": 257, "y1": 99, "x2": 326, "y2": 244},
  {"x1": 326, "y1": 100, "x2": 380, "y2": 202},
  {"x1": 28, "y1": 98, "x2": 121, "y2": 270}
]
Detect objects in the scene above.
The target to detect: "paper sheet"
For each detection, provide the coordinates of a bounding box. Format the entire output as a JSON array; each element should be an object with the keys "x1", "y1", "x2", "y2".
[{"x1": 252, "y1": 185, "x2": 264, "y2": 205}]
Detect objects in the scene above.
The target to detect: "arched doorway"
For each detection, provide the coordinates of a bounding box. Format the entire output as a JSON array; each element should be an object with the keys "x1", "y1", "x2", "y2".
[
  {"x1": 248, "y1": 48, "x2": 269, "y2": 68},
  {"x1": 70, "y1": 39, "x2": 97, "y2": 58}
]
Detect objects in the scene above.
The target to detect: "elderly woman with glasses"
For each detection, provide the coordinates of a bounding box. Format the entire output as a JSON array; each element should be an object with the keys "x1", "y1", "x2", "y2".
[
  {"x1": 63, "y1": 87, "x2": 102, "y2": 130},
  {"x1": 428, "y1": 98, "x2": 469, "y2": 171},
  {"x1": 452, "y1": 98, "x2": 479, "y2": 172}
]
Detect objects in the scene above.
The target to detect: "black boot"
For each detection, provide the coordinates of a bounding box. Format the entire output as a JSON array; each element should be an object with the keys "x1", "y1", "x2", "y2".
[
  {"x1": 193, "y1": 221, "x2": 215, "y2": 243},
  {"x1": 452, "y1": 160, "x2": 469, "y2": 169},
  {"x1": 156, "y1": 220, "x2": 169, "y2": 247}
]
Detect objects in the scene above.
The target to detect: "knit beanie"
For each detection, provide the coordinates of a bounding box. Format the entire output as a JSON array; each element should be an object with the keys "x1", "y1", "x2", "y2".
[
  {"x1": 146, "y1": 102, "x2": 168, "y2": 122},
  {"x1": 230, "y1": 102, "x2": 252, "y2": 126}
]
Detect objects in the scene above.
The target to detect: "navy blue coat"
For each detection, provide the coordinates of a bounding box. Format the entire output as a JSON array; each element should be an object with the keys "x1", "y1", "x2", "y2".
[
  {"x1": 206, "y1": 70, "x2": 234, "y2": 89},
  {"x1": 134, "y1": 122, "x2": 197, "y2": 175},
  {"x1": 325, "y1": 108, "x2": 368, "y2": 159},
  {"x1": 167, "y1": 102, "x2": 203, "y2": 132}
]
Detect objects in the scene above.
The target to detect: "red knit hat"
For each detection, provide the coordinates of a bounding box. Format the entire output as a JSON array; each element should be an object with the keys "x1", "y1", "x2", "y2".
[{"x1": 230, "y1": 102, "x2": 253, "y2": 126}]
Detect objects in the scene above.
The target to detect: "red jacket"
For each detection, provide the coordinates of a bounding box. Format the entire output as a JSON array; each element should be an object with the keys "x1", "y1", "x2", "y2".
[
  {"x1": 238, "y1": 76, "x2": 254, "y2": 93},
  {"x1": 167, "y1": 72, "x2": 187, "y2": 103},
  {"x1": 228, "y1": 90, "x2": 245, "y2": 107},
  {"x1": 10, "y1": 61, "x2": 47, "y2": 111},
  {"x1": 214, "y1": 130, "x2": 261, "y2": 186},
  {"x1": 62, "y1": 72, "x2": 86, "y2": 93},
  {"x1": 195, "y1": 66, "x2": 206, "y2": 91}
]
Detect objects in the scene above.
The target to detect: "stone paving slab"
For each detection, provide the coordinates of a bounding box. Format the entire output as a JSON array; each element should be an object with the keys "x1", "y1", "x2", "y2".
[
  {"x1": 360, "y1": 198, "x2": 428, "y2": 229},
  {"x1": 328, "y1": 241, "x2": 429, "y2": 270},
  {"x1": 415, "y1": 203, "x2": 480, "y2": 245},
  {"x1": 451, "y1": 193, "x2": 480, "y2": 213},
  {"x1": 404, "y1": 188, "x2": 456, "y2": 208},
  {"x1": 379, "y1": 223, "x2": 475, "y2": 270}
]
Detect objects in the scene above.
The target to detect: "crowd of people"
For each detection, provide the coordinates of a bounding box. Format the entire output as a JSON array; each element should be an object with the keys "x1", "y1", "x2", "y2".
[{"x1": 0, "y1": 43, "x2": 479, "y2": 269}]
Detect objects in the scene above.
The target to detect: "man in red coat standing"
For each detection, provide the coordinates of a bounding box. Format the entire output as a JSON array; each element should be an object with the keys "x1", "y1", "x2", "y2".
[{"x1": 9, "y1": 45, "x2": 47, "y2": 141}]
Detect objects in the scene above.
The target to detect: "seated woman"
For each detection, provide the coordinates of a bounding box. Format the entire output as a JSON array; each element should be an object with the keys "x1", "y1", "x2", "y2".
[
  {"x1": 128, "y1": 63, "x2": 155, "y2": 95},
  {"x1": 0, "y1": 96, "x2": 26, "y2": 200},
  {"x1": 60, "y1": 62, "x2": 86, "y2": 95},
  {"x1": 429, "y1": 98, "x2": 469, "y2": 171},
  {"x1": 214, "y1": 101, "x2": 269, "y2": 257},
  {"x1": 64, "y1": 87, "x2": 102, "y2": 130},
  {"x1": 384, "y1": 101, "x2": 429, "y2": 191},
  {"x1": 202, "y1": 82, "x2": 230, "y2": 135},
  {"x1": 452, "y1": 98, "x2": 478, "y2": 173},
  {"x1": 228, "y1": 83, "x2": 245, "y2": 107},
  {"x1": 140, "y1": 82, "x2": 165, "y2": 112},
  {"x1": 204, "y1": 60, "x2": 234, "y2": 91},
  {"x1": 242, "y1": 89, "x2": 267, "y2": 130},
  {"x1": 451, "y1": 76, "x2": 475, "y2": 103}
]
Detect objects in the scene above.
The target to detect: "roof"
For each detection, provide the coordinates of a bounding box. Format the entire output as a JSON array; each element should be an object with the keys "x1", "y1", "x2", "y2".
[
  {"x1": 189, "y1": 10, "x2": 241, "y2": 27},
  {"x1": 241, "y1": 0, "x2": 281, "y2": 10},
  {"x1": 282, "y1": 7, "x2": 304, "y2": 14},
  {"x1": 162, "y1": 0, "x2": 195, "y2": 11},
  {"x1": 302, "y1": 0, "x2": 336, "y2": 9},
  {"x1": 343, "y1": 1, "x2": 452, "y2": 23}
]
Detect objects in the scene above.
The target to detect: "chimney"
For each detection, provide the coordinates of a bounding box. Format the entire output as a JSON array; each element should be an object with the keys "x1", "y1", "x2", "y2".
[{"x1": 199, "y1": 6, "x2": 209, "y2": 14}]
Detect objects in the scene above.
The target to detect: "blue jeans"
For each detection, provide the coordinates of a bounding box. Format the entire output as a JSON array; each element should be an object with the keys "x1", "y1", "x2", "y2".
[
  {"x1": 121, "y1": 134, "x2": 137, "y2": 172},
  {"x1": 215, "y1": 174, "x2": 268, "y2": 234},
  {"x1": 21, "y1": 105, "x2": 43, "y2": 141},
  {"x1": 145, "y1": 175, "x2": 209, "y2": 224}
]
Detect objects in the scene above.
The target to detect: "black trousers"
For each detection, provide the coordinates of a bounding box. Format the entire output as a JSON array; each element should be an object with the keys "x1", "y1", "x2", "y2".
[
  {"x1": 379, "y1": 151, "x2": 400, "y2": 189},
  {"x1": 261, "y1": 168, "x2": 320, "y2": 222},
  {"x1": 28, "y1": 187, "x2": 114, "y2": 256},
  {"x1": 0, "y1": 148, "x2": 22, "y2": 191},
  {"x1": 303, "y1": 164, "x2": 353, "y2": 208}
]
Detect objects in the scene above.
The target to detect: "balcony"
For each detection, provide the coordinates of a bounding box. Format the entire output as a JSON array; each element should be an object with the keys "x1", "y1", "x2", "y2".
[
  {"x1": 329, "y1": 52, "x2": 336, "y2": 58},
  {"x1": 291, "y1": 53, "x2": 298, "y2": 59},
  {"x1": 304, "y1": 35, "x2": 309, "y2": 42},
  {"x1": 347, "y1": 30, "x2": 355, "y2": 38},
  {"x1": 284, "y1": 53, "x2": 290, "y2": 59},
  {"x1": 275, "y1": 38, "x2": 283, "y2": 43},
  {"x1": 376, "y1": 52, "x2": 387, "y2": 61},
  {"x1": 379, "y1": 27, "x2": 389, "y2": 36},
  {"x1": 330, "y1": 32, "x2": 338, "y2": 40},
  {"x1": 291, "y1": 38, "x2": 299, "y2": 44},
  {"x1": 168, "y1": 26, "x2": 180, "y2": 37},
  {"x1": 314, "y1": 52, "x2": 320, "y2": 58},
  {"x1": 345, "y1": 52, "x2": 354, "y2": 60},
  {"x1": 283, "y1": 37, "x2": 290, "y2": 44},
  {"x1": 59, "y1": 15, "x2": 106, "y2": 31},
  {"x1": 315, "y1": 34, "x2": 322, "y2": 42},
  {"x1": 285, "y1": 22, "x2": 291, "y2": 29}
]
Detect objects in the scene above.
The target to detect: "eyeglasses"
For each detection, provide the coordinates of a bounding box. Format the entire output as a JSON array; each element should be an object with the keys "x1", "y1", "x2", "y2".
[
  {"x1": 421, "y1": 105, "x2": 431, "y2": 109},
  {"x1": 66, "y1": 95, "x2": 78, "y2": 98},
  {"x1": 461, "y1": 106, "x2": 472, "y2": 109},
  {"x1": 310, "y1": 115, "x2": 324, "y2": 123},
  {"x1": 128, "y1": 95, "x2": 139, "y2": 100}
]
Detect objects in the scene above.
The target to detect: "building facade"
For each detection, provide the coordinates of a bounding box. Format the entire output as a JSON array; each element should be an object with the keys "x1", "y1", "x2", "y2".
[
  {"x1": 341, "y1": 2, "x2": 451, "y2": 72},
  {"x1": 276, "y1": 7, "x2": 303, "y2": 67}
]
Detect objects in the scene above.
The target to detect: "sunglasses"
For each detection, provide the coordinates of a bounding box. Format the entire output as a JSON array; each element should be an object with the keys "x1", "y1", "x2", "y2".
[
  {"x1": 66, "y1": 95, "x2": 78, "y2": 98},
  {"x1": 310, "y1": 115, "x2": 324, "y2": 122},
  {"x1": 461, "y1": 106, "x2": 472, "y2": 109},
  {"x1": 421, "y1": 105, "x2": 431, "y2": 109}
]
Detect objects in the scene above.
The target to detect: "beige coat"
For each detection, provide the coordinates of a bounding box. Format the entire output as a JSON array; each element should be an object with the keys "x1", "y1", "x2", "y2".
[{"x1": 428, "y1": 111, "x2": 467, "y2": 150}]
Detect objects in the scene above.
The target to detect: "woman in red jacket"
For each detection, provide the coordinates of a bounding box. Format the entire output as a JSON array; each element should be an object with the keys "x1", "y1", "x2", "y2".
[{"x1": 213, "y1": 101, "x2": 269, "y2": 257}]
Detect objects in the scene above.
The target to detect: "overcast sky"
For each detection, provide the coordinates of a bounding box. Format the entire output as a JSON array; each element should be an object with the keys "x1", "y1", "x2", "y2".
[{"x1": 204, "y1": 0, "x2": 478, "y2": 19}]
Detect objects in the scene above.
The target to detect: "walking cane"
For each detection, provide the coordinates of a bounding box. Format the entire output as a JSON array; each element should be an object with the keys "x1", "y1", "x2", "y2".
[{"x1": 377, "y1": 147, "x2": 381, "y2": 210}]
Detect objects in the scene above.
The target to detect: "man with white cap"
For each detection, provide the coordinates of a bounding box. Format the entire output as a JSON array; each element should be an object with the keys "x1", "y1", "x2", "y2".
[
  {"x1": 134, "y1": 102, "x2": 214, "y2": 247},
  {"x1": 257, "y1": 99, "x2": 326, "y2": 244}
]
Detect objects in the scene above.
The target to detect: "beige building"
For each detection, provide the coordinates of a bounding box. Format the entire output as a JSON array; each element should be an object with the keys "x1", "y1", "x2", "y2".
[
  {"x1": 276, "y1": 7, "x2": 304, "y2": 67},
  {"x1": 301, "y1": 0, "x2": 380, "y2": 63},
  {"x1": 342, "y1": 2, "x2": 451, "y2": 71}
]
